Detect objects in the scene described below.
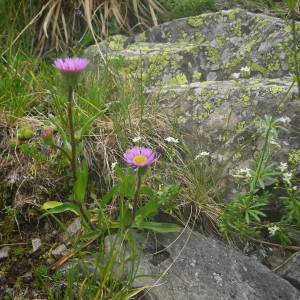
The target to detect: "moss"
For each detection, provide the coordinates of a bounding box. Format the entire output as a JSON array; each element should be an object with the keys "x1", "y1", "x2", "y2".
[
  {"x1": 187, "y1": 16, "x2": 203, "y2": 27},
  {"x1": 167, "y1": 73, "x2": 188, "y2": 86}
]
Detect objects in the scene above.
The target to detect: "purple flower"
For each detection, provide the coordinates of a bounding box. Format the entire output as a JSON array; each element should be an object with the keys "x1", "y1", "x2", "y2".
[
  {"x1": 53, "y1": 57, "x2": 89, "y2": 73},
  {"x1": 124, "y1": 146, "x2": 157, "y2": 167}
]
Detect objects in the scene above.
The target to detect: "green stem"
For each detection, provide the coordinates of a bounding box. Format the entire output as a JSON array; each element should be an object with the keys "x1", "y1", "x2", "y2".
[
  {"x1": 52, "y1": 143, "x2": 72, "y2": 162},
  {"x1": 67, "y1": 86, "x2": 77, "y2": 181},
  {"x1": 131, "y1": 171, "x2": 143, "y2": 224},
  {"x1": 250, "y1": 82, "x2": 295, "y2": 196}
]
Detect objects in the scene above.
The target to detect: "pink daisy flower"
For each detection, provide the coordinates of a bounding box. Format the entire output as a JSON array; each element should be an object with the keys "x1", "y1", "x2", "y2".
[
  {"x1": 53, "y1": 57, "x2": 89, "y2": 73},
  {"x1": 124, "y1": 146, "x2": 157, "y2": 167}
]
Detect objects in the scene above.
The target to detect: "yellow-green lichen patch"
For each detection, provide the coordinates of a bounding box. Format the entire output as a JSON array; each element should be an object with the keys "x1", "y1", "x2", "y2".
[
  {"x1": 235, "y1": 121, "x2": 246, "y2": 134},
  {"x1": 241, "y1": 93, "x2": 251, "y2": 107},
  {"x1": 284, "y1": 22, "x2": 300, "y2": 33},
  {"x1": 107, "y1": 35, "x2": 128, "y2": 51},
  {"x1": 192, "y1": 32, "x2": 207, "y2": 44},
  {"x1": 266, "y1": 85, "x2": 285, "y2": 94},
  {"x1": 147, "y1": 52, "x2": 172, "y2": 86},
  {"x1": 187, "y1": 16, "x2": 203, "y2": 27},
  {"x1": 288, "y1": 150, "x2": 300, "y2": 166},
  {"x1": 167, "y1": 73, "x2": 188, "y2": 86},
  {"x1": 226, "y1": 9, "x2": 240, "y2": 20},
  {"x1": 249, "y1": 62, "x2": 268, "y2": 77},
  {"x1": 230, "y1": 18, "x2": 243, "y2": 37},
  {"x1": 202, "y1": 101, "x2": 214, "y2": 113},
  {"x1": 245, "y1": 40, "x2": 256, "y2": 52},
  {"x1": 192, "y1": 71, "x2": 202, "y2": 81},
  {"x1": 206, "y1": 46, "x2": 220, "y2": 64},
  {"x1": 137, "y1": 32, "x2": 146, "y2": 42}
]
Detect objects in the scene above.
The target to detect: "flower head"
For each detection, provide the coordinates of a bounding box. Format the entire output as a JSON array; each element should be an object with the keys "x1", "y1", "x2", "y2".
[
  {"x1": 132, "y1": 136, "x2": 142, "y2": 143},
  {"x1": 195, "y1": 151, "x2": 210, "y2": 160},
  {"x1": 53, "y1": 57, "x2": 89, "y2": 73},
  {"x1": 41, "y1": 127, "x2": 54, "y2": 145},
  {"x1": 268, "y1": 225, "x2": 280, "y2": 236},
  {"x1": 240, "y1": 66, "x2": 250, "y2": 73},
  {"x1": 282, "y1": 172, "x2": 293, "y2": 185},
  {"x1": 232, "y1": 72, "x2": 240, "y2": 79},
  {"x1": 165, "y1": 136, "x2": 179, "y2": 143},
  {"x1": 278, "y1": 162, "x2": 288, "y2": 172},
  {"x1": 124, "y1": 146, "x2": 157, "y2": 167}
]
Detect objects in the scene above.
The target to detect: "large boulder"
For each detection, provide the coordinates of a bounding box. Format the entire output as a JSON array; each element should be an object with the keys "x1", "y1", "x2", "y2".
[
  {"x1": 134, "y1": 230, "x2": 300, "y2": 300},
  {"x1": 85, "y1": 8, "x2": 300, "y2": 201}
]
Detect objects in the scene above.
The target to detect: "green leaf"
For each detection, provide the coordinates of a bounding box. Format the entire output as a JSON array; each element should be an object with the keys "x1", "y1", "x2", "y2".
[
  {"x1": 134, "y1": 221, "x2": 181, "y2": 233},
  {"x1": 100, "y1": 185, "x2": 120, "y2": 208},
  {"x1": 41, "y1": 201, "x2": 63, "y2": 210},
  {"x1": 74, "y1": 160, "x2": 88, "y2": 202},
  {"x1": 80, "y1": 231, "x2": 102, "y2": 241},
  {"x1": 40, "y1": 202, "x2": 80, "y2": 217}
]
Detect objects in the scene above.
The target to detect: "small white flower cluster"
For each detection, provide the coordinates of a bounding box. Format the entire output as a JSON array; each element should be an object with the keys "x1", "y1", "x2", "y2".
[
  {"x1": 268, "y1": 225, "x2": 280, "y2": 236},
  {"x1": 231, "y1": 66, "x2": 251, "y2": 80},
  {"x1": 111, "y1": 161, "x2": 118, "y2": 172},
  {"x1": 195, "y1": 151, "x2": 210, "y2": 160},
  {"x1": 236, "y1": 167, "x2": 252, "y2": 178},
  {"x1": 277, "y1": 116, "x2": 291, "y2": 124},
  {"x1": 278, "y1": 162, "x2": 294, "y2": 185},
  {"x1": 240, "y1": 66, "x2": 251, "y2": 73},
  {"x1": 132, "y1": 136, "x2": 142, "y2": 143},
  {"x1": 165, "y1": 136, "x2": 179, "y2": 143},
  {"x1": 282, "y1": 172, "x2": 293, "y2": 185},
  {"x1": 278, "y1": 162, "x2": 288, "y2": 172},
  {"x1": 232, "y1": 72, "x2": 240, "y2": 79}
]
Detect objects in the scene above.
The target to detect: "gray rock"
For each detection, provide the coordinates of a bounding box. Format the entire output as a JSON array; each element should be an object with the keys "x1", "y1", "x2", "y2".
[
  {"x1": 31, "y1": 238, "x2": 42, "y2": 252},
  {"x1": 52, "y1": 244, "x2": 68, "y2": 258},
  {"x1": 85, "y1": 8, "x2": 300, "y2": 202},
  {"x1": 274, "y1": 252, "x2": 300, "y2": 289},
  {"x1": 0, "y1": 246, "x2": 10, "y2": 259},
  {"x1": 135, "y1": 230, "x2": 300, "y2": 300}
]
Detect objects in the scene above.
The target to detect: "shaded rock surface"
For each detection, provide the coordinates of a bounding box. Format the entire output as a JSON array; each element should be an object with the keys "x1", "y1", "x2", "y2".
[{"x1": 135, "y1": 230, "x2": 300, "y2": 300}]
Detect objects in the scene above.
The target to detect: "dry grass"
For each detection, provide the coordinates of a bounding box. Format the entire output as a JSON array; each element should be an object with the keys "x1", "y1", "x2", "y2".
[{"x1": 8, "y1": 0, "x2": 164, "y2": 55}]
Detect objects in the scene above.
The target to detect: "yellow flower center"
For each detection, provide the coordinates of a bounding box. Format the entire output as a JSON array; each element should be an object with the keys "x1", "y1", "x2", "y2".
[{"x1": 133, "y1": 155, "x2": 148, "y2": 164}]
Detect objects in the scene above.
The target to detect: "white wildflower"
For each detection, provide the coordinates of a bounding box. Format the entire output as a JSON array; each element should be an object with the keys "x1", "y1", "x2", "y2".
[
  {"x1": 269, "y1": 137, "x2": 280, "y2": 147},
  {"x1": 292, "y1": 186, "x2": 298, "y2": 191},
  {"x1": 232, "y1": 72, "x2": 240, "y2": 79},
  {"x1": 132, "y1": 136, "x2": 142, "y2": 143},
  {"x1": 282, "y1": 172, "x2": 293, "y2": 185},
  {"x1": 278, "y1": 162, "x2": 288, "y2": 172},
  {"x1": 165, "y1": 136, "x2": 179, "y2": 143},
  {"x1": 268, "y1": 225, "x2": 280, "y2": 236},
  {"x1": 195, "y1": 151, "x2": 210, "y2": 159},
  {"x1": 277, "y1": 116, "x2": 291, "y2": 124},
  {"x1": 240, "y1": 66, "x2": 250, "y2": 72},
  {"x1": 111, "y1": 162, "x2": 118, "y2": 172},
  {"x1": 238, "y1": 168, "x2": 252, "y2": 178}
]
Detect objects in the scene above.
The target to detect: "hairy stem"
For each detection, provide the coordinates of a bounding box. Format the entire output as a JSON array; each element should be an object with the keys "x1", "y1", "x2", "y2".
[{"x1": 67, "y1": 86, "x2": 77, "y2": 181}]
